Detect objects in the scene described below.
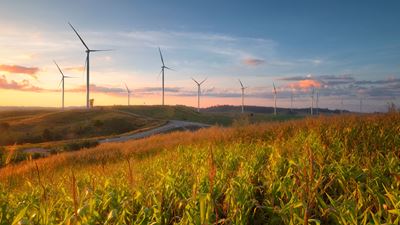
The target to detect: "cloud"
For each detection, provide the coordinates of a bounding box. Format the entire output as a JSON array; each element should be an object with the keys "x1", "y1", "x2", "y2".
[
  {"x1": 242, "y1": 57, "x2": 265, "y2": 66},
  {"x1": 0, "y1": 75, "x2": 45, "y2": 92},
  {"x1": 287, "y1": 79, "x2": 322, "y2": 89},
  {"x1": 0, "y1": 64, "x2": 39, "y2": 79},
  {"x1": 64, "y1": 66, "x2": 85, "y2": 73}
]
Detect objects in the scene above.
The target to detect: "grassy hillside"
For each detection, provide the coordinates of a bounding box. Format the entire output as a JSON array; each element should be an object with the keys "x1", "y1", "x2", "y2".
[
  {"x1": 1, "y1": 113, "x2": 399, "y2": 224},
  {"x1": 111, "y1": 105, "x2": 302, "y2": 126},
  {"x1": 0, "y1": 108, "x2": 162, "y2": 146}
]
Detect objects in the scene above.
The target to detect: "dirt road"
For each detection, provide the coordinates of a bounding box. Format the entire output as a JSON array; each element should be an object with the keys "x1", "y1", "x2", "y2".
[{"x1": 99, "y1": 120, "x2": 210, "y2": 143}]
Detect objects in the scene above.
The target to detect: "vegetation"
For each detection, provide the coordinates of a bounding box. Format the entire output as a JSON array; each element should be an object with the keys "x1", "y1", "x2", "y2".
[
  {"x1": 0, "y1": 113, "x2": 399, "y2": 224},
  {"x1": 0, "y1": 108, "x2": 162, "y2": 146}
]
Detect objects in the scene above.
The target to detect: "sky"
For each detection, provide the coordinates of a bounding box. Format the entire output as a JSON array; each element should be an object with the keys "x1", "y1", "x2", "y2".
[{"x1": 0, "y1": 0, "x2": 399, "y2": 112}]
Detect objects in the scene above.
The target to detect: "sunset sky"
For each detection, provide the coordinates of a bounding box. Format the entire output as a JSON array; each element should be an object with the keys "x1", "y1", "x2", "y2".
[{"x1": 0, "y1": 0, "x2": 399, "y2": 112}]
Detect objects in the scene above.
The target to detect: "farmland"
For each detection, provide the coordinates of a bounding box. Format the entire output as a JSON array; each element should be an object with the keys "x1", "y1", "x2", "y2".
[{"x1": 0, "y1": 113, "x2": 399, "y2": 224}]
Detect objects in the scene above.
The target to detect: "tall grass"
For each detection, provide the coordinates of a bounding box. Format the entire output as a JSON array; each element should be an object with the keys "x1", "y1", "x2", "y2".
[{"x1": 0, "y1": 113, "x2": 399, "y2": 224}]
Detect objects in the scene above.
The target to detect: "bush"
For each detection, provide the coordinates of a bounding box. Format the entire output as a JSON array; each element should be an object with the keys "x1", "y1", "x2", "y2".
[{"x1": 62, "y1": 140, "x2": 99, "y2": 152}]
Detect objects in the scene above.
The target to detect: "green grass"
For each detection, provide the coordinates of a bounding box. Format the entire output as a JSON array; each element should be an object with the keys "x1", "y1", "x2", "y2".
[{"x1": 0, "y1": 113, "x2": 399, "y2": 224}]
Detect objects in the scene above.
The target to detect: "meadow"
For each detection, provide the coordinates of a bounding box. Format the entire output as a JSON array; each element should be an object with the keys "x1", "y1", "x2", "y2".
[
  {"x1": 0, "y1": 108, "x2": 162, "y2": 146},
  {"x1": 0, "y1": 113, "x2": 399, "y2": 224}
]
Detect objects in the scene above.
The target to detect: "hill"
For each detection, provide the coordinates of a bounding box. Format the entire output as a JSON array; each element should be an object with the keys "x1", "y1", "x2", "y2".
[
  {"x1": 0, "y1": 108, "x2": 162, "y2": 146},
  {"x1": 204, "y1": 105, "x2": 347, "y2": 115},
  {"x1": 0, "y1": 113, "x2": 399, "y2": 224}
]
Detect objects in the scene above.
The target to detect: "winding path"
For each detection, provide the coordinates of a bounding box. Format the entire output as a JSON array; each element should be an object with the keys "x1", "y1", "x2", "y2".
[{"x1": 99, "y1": 120, "x2": 210, "y2": 143}]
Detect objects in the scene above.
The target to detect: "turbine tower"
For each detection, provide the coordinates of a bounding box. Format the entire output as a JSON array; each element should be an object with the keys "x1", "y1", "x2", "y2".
[
  {"x1": 54, "y1": 60, "x2": 74, "y2": 110},
  {"x1": 124, "y1": 83, "x2": 132, "y2": 106},
  {"x1": 316, "y1": 90, "x2": 319, "y2": 115},
  {"x1": 192, "y1": 77, "x2": 207, "y2": 112},
  {"x1": 239, "y1": 79, "x2": 247, "y2": 113},
  {"x1": 273, "y1": 82, "x2": 277, "y2": 115},
  {"x1": 311, "y1": 87, "x2": 315, "y2": 115},
  {"x1": 158, "y1": 47, "x2": 173, "y2": 105},
  {"x1": 290, "y1": 89, "x2": 294, "y2": 113},
  {"x1": 69, "y1": 22, "x2": 111, "y2": 109}
]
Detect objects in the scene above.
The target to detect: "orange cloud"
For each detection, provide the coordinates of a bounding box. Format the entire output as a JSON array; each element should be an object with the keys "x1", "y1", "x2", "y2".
[
  {"x1": 288, "y1": 79, "x2": 322, "y2": 89},
  {"x1": 0, "y1": 64, "x2": 39, "y2": 79},
  {"x1": 0, "y1": 75, "x2": 46, "y2": 92},
  {"x1": 64, "y1": 66, "x2": 85, "y2": 73},
  {"x1": 242, "y1": 57, "x2": 265, "y2": 66}
]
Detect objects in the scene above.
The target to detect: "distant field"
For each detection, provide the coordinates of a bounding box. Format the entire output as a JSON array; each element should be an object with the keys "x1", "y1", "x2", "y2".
[
  {"x1": 0, "y1": 108, "x2": 162, "y2": 146},
  {"x1": 1, "y1": 113, "x2": 399, "y2": 224},
  {"x1": 111, "y1": 105, "x2": 303, "y2": 126}
]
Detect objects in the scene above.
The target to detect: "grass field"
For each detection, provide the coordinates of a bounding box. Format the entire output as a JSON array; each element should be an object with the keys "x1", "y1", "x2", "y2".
[
  {"x1": 0, "y1": 108, "x2": 163, "y2": 146},
  {"x1": 0, "y1": 113, "x2": 399, "y2": 224}
]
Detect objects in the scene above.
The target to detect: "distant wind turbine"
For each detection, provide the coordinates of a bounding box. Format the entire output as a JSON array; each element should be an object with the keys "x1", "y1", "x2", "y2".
[
  {"x1": 124, "y1": 83, "x2": 132, "y2": 106},
  {"x1": 192, "y1": 77, "x2": 207, "y2": 112},
  {"x1": 311, "y1": 87, "x2": 315, "y2": 115},
  {"x1": 290, "y1": 89, "x2": 294, "y2": 113},
  {"x1": 316, "y1": 90, "x2": 319, "y2": 115},
  {"x1": 54, "y1": 60, "x2": 74, "y2": 110},
  {"x1": 239, "y1": 79, "x2": 247, "y2": 113},
  {"x1": 158, "y1": 47, "x2": 173, "y2": 105},
  {"x1": 273, "y1": 82, "x2": 277, "y2": 115},
  {"x1": 69, "y1": 22, "x2": 112, "y2": 109}
]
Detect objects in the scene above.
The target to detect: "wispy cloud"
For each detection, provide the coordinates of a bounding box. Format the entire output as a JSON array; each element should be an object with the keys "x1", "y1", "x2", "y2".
[
  {"x1": 64, "y1": 66, "x2": 85, "y2": 73},
  {"x1": 0, "y1": 64, "x2": 39, "y2": 79},
  {"x1": 0, "y1": 75, "x2": 45, "y2": 92},
  {"x1": 242, "y1": 57, "x2": 265, "y2": 66}
]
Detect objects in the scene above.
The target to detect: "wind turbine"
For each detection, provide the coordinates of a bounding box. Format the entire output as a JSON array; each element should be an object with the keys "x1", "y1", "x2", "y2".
[
  {"x1": 239, "y1": 79, "x2": 247, "y2": 113},
  {"x1": 54, "y1": 60, "x2": 74, "y2": 110},
  {"x1": 69, "y1": 22, "x2": 111, "y2": 109},
  {"x1": 124, "y1": 83, "x2": 132, "y2": 106},
  {"x1": 273, "y1": 82, "x2": 277, "y2": 115},
  {"x1": 192, "y1": 77, "x2": 207, "y2": 112},
  {"x1": 290, "y1": 89, "x2": 294, "y2": 113},
  {"x1": 158, "y1": 47, "x2": 173, "y2": 105},
  {"x1": 311, "y1": 87, "x2": 315, "y2": 115},
  {"x1": 316, "y1": 90, "x2": 319, "y2": 115}
]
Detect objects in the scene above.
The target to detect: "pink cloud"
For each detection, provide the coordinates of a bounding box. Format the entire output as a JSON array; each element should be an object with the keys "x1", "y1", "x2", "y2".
[
  {"x1": 288, "y1": 79, "x2": 322, "y2": 89},
  {"x1": 242, "y1": 57, "x2": 265, "y2": 66},
  {"x1": 0, "y1": 75, "x2": 45, "y2": 92},
  {"x1": 0, "y1": 64, "x2": 39, "y2": 79}
]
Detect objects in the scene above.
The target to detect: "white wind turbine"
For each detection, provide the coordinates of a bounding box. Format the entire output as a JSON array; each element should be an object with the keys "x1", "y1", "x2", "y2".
[
  {"x1": 69, "y1": 22, "x2": 112, "y2": 109},
  {"x1": 311, "y1": 87, "x2": 315, "y2": 115},
  {"x1": 273, "y1": 82, "x2": 277, "y2": 115},
  {"x1": 192, "y1": 77, "x2": 207, "y2": 112},
  {"x1": 54, "y1": 60, "x2": 74, "y2": 110},
  {"x1": 316, "y1": 89, "x2": 319, "y2": 115},
  {"x1": 158, "y1": 47, "x2": 173, "y2": 105},
  {"x1": 290, "y1": 89, "x2": 294, "y2": 113},
  {"x1": 124, "y1": 83, "x2": 132, "y2": 106},
  {"x1": 239, "y1": 79, "x2": 247, "y2": 113}
]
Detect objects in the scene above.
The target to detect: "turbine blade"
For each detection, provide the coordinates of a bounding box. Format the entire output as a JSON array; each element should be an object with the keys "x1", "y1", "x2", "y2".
[
  {"x1": 53, "y1": 60, "x2": 65, "y2": 77},
  {"x1": 68, "y1": 22, "x2": 90, "y2": 50},
  {"x1": 124, "y1": 83, "x2": 130, "y2": 93},
  {"x1": 90, "y1": 49, "x2": 113, "y2": 52},
  {"x1": 58, "y1": 78, "x2": 63, "y2": 88},
  {"x1": 64, "y1": 76, "x2": 77, "y2": 78},
  {"x1": 200, "y1": 77, "x2": 208, "y2": 85},
  {"x1": 192, "y1": 77, "x2": 199, "y2": 85},
  {"x1": 158, "y1": 47, "x2": 165, "y2": 66},
  {"x1": 164, "y1": 66, "x2": 174, "y2": 71},
  {"x1": 157, "y1": 69, "x2": 162, "y2": 79},
  {"x1": 238, "y1": 79, "x2": 244, "y2": 88}
]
